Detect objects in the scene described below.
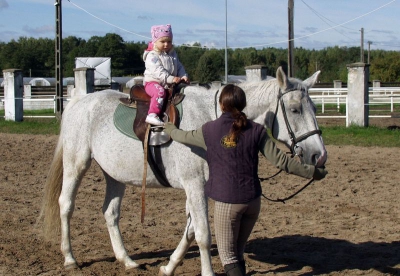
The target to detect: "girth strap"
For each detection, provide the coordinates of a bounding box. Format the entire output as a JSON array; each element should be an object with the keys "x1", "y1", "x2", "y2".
[{"x1": 146, "y1": 144, "x2": 172, "y2": 188}]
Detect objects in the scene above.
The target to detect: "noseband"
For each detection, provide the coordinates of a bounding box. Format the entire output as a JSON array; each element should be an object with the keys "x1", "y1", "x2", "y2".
[{"x1": 271, "y1": 87, "x2": 322, "y2": 157}]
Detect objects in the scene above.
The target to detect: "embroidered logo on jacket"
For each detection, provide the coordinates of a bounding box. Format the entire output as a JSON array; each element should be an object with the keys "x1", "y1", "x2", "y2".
[{"x1": 220, "y1": 135, "x2": 237, "y2": 148}]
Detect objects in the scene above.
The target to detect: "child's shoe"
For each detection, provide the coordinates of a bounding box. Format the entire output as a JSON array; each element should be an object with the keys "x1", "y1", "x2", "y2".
[{"x1": 145, "y1": 113, "x2": 164, "y2": 126}]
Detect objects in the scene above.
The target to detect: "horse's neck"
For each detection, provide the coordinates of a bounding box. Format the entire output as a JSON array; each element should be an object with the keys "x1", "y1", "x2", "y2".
[{"x1": 180, "y1": 86, "x2": 219, "y2": 129}]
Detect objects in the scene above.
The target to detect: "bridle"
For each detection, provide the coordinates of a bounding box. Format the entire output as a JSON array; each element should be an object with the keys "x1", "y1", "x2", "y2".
[
  {"x1": 271, "y1": 87, "x2": 322, "y2": 157},
  {"x1": 261, "y1": 87, "x2": 322, "y2": 204}
]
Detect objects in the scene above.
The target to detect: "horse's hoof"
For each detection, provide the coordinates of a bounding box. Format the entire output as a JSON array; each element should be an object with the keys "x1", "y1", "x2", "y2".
[
  {"x1": 159, "y1": 266, "x2": 171, "y2": 276},
  {"x1": 125, "y1": 261, "x2": 140, "y2": 271},
  {"x1": 64, "y1": 262, "x2": 79, "y2": 270}
]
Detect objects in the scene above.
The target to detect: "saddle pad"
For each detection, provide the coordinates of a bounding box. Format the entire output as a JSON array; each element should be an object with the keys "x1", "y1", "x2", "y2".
[
  {"x1": 113, "y1": 101, "x2": 184, "y2": 140},
  {"x1": 113, "y1": 104, "x2": 139, "y2": 140}
]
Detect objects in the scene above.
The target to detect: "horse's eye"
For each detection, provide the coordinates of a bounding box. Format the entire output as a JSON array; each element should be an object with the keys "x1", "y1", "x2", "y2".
[{"x1": 289, "y1": 103, "x2": 301, "y2": 113}]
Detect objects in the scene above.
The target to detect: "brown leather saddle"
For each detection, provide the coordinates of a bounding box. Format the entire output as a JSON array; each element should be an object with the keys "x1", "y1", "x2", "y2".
[
  {"x1": 120, "y1": 83, "x2": 185, "y2": 142},
  {"x1": 119, "y1": 83, "x2": 186, "y2": 188}
]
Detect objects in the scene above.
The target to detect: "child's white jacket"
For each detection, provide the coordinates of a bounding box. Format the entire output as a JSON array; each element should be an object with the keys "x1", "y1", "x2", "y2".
[{"x1": 143, "y1": 48, "x2": 187, "y2": 87}]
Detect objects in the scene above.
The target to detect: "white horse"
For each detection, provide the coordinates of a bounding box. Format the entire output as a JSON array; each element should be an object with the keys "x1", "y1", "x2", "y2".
[{"x1": 40, "y1": 67, "x2": 327, "y2": 276}]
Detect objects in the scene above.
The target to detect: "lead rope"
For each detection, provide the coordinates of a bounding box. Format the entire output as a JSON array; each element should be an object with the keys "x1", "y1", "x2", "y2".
[
  {"x1": 141, "y1": 124, "x2": 151, "y2": 223},
  {"x1": 260, "y1": 178, "x2": 315, "y2": 204},
  {"x1": 259, "y1": 150, "x2": 315, "y2": 204}
]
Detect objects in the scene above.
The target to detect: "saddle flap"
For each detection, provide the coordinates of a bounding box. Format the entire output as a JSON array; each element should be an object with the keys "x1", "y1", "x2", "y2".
[{"x1": 131, "y1": 84, "x2": 151, "y2": 102}]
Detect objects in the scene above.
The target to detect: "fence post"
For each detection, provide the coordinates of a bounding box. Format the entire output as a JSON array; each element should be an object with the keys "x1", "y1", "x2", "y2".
[
  {"x1": 372, "y1": 80, "x2": 381, "y2": 95},
  {"x1": 72, "y1": 67, "x2": 95, "y2": 96},
  {"x1": 3, "y1": 69, "x2": 23, "y2": 122},
  {"x1": 245, "y1": 65, "x2": 267, "y2": 82},
  {"x1": 333, "y1": 80, "x2": 342, "y2": 112},
  {"x1": 333, "y1": 80, "x2": 342, "y2": 89},
  {"x1": 24, "y1": 84, "x2": 32, "y2": 110},
  {"x1": 67, "y1": 85, "x2": 74, "y2": 98},
  {"x1": 212, "y1": 81, "x2": 222, "y2": 89},
  {"x1": 346, "y1": 62, "x2": 370, "y2": 127}
]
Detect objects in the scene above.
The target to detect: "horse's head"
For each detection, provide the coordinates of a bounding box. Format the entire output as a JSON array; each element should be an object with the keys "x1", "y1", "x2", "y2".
[{"x1": 268, "y1": 67, "x2": 327, "y2": 168}]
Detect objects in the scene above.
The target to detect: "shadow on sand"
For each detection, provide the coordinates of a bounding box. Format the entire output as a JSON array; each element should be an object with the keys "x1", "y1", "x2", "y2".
[{"x1": 246, "y1": 235, "x2": 400, "y2": 275}]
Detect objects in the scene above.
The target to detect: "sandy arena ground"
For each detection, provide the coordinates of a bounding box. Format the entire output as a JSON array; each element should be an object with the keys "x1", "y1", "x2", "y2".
[{"x1": 1, "y1": 117, "x2": 399, "y2": 275}]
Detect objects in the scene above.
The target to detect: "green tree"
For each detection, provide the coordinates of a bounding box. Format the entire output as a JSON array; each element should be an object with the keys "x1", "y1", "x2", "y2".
[
  {"x1": 62, "y1": 36, "x2": 87, "y2": 77},
  {"x1": 3, "y1": 34, "x2": 400, "y2": 84},
  {"x1": 175, "y1": 43, "x2": 207, "y2": 80},
  {"x1": 194, "y1": 49, "x2": 224, "y2": 83},
  {"x1": 125, "y1": 41, "x2": 147, "y2": 76},
  {"x1": 370, "y1": 51, "x2": 400, "y2": 82},
  {"x1": 96, "y1": 33, "x2": 127, "y2": 76}
]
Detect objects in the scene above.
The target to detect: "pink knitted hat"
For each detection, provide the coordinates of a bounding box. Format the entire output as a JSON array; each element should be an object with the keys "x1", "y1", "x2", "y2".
[{"x1": 151, "y1": 24, "x2": 173, "y2": 43}]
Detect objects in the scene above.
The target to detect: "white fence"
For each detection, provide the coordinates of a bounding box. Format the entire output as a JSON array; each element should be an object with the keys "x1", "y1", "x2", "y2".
[
  {"x1": 1, "y1": 87, "x2": 400, "y2": 119},
  {"x1": 0, "y1": 95, "x2": 69, "y2": 118},
  {"x1": 309, "y1": 87, "x2": 400, "y2": 118}
]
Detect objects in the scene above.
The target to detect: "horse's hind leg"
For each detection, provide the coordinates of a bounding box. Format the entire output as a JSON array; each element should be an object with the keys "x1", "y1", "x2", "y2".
[
  {"x1": 160, "y1": 194, "x2": 214, "y2": 276},
  {"x1": 159, "y1": 213, "x2": 196, "y2": 276},
  {"x1": 59, "y1": 159, "x2": 91, "y2": 269},
  {"x1": 102, "y1": 173, "x2": 139, "y2": 270}
]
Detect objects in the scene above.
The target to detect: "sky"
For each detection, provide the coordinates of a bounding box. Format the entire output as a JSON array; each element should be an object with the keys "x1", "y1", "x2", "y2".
[{"x1": 0, "y1": 0, "x2": 399, "y2": 51}]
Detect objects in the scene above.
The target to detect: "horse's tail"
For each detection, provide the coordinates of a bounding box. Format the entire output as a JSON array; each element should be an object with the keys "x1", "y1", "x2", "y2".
[
  {"x1": 37, "y1": 96, "x2": 83, "y2": 241},
  {"x1": 38, "y1": 133, "x2": 63, "y2": 241}
]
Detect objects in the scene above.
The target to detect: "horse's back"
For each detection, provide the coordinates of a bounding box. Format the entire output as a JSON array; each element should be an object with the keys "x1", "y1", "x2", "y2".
[
  {"x1": 60, "y1": 91, "x2": 146, "y2": 182},
  {"x1": 59, "y1": 88, "x2": 214, "y2": 188}
]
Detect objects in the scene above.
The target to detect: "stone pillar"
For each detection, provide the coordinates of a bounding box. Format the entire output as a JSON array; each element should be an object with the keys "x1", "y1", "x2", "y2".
[
  {"x1": 72, "y1": 67, "x2": 95, "y2": 96},
  {"x1": 211, "y1": 81, "x2": 222, "y2": 89},
  {"x1": 346, "y1": 62, "x2": 370, "y2": 127},
  {"x1": 3, "y1": 69, "x2": 23, "y2": 121},
  {"x1": 245, "y1": 65, "x2": 267, "y2": 82},
  {"x1": 372, "y1": 80, "x2": 381, "y2": 95},
  {"x1": 333, "y1": 80, "x2": 342, "y2": 88},
  {"x1": 373, "y1": 80, "x2": 381, "y2": 87},
  {"x1": 110, "y1": 82, "x2": 120, "y2": 91},
  {"x1": 24, "y1": 84, "x2": 31, "y2": 98},
  {"x1": 23, "y1": 84, "x2": 32, "y2": 111},
  {"x1": 67, "y1": 85, "x2": 74, "y2": 98}
]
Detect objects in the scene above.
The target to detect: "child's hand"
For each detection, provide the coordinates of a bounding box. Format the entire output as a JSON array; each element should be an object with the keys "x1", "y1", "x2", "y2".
[
  {"x1": 181, "y1": 76, "x2": 190, "y2": 84},
  {"x1": 173, "y1": 77, "x2": 181, "y2": 84}
]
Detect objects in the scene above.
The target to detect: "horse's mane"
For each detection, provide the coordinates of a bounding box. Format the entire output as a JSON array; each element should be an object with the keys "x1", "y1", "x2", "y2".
[{"x1": 198, "y1": 83, "x2": 211, "y2": 89}]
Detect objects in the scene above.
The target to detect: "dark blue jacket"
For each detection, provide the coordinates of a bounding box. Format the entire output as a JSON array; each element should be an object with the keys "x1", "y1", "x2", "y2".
[{"x1": 202, "y1": 112, "x2": 265, "y2": 203}]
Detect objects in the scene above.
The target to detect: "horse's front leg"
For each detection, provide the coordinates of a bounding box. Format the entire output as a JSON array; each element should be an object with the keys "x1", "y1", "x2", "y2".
[
  {"x1": 103, "y1": 175, "x2": 139, "y2": 270},
  {"x1": 160, "y1": 189, "x2": 214, "y2": 276}
]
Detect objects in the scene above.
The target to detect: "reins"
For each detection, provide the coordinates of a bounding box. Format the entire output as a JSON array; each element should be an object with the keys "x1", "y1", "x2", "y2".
[
  {"x1": 260, "y1": 175, "x2": 315, "y2": 204},
  {"x1": 258, "y1": 153, "x2": 315, "y2": 204},
  {"x1": 260, "y1": 86, "x2": 321, "y2": 204}
]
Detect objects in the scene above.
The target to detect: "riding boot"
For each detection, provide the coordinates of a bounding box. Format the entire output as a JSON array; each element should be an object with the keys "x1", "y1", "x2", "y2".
[
  {"x1": 224, "y1": 263, "x2": 245, "y2": 276},
  {"x1": 239, "y1": 260, "x2": 246, "y2": 275}
]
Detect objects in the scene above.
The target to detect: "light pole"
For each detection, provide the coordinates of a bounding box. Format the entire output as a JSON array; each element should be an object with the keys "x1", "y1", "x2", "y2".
[
  {"x1": 360, "y1": 27, "x2": 364, "y2": 62},
  {"x1": 288, "y1": 0, "x2": 294, "y2": 77},
  {"x1": 55, "y1": 0, "x2": 63, "y2": 117},
  {"x1": 225, "y1": 0, "x2": 228, "y2": 83},
  {"x1": 367, "y1": 41, "x2": 372, "y2": 64}
]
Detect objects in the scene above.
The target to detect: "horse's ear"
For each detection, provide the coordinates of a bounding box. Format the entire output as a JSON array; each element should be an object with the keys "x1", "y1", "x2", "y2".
[
  {"x1": 276, "y1": 66, "x2": 289, "y2": 90},
  {"x1": 303, "y1": 70, "x2": 321, "y2": 89}
]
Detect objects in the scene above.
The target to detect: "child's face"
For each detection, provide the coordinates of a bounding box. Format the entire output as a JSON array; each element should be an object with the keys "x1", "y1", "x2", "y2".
[{"x1": 155, "y1": 37, "x2": 172, "y2": 52}]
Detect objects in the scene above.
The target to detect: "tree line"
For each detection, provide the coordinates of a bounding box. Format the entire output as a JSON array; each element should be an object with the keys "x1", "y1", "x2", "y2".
[{"x1": 1, "y1": 33, "x2": 400, "y2": 83}]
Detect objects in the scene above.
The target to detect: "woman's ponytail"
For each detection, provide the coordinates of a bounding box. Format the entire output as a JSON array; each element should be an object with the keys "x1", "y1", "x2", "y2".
[{"x1": 219, "y1": 84, "x2": 247, "y2": 142}]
